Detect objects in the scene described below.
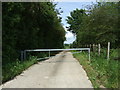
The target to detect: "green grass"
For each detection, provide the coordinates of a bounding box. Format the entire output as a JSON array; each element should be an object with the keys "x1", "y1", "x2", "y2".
[
  {"x1": 2, "y1": 56, "x2": 38, "y2": 83},
  {"x1": 73, "y1": 49, "x2": 119, "y2": 88}
]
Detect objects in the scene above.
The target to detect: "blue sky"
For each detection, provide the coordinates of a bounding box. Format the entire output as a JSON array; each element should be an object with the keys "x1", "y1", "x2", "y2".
[{"x1": 55, "y1": 2, "x2": 96, "y2": 44}]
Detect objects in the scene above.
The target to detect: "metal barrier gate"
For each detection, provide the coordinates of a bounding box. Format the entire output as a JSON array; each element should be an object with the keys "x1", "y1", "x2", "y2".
[{"x1": 21, "y1": 48, "x2": 90, "y2": 61}]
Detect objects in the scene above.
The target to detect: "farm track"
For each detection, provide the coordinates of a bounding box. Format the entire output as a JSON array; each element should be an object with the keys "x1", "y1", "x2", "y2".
[{"x1": 1, "y1": 52, "x2": 93, "y2": 88}]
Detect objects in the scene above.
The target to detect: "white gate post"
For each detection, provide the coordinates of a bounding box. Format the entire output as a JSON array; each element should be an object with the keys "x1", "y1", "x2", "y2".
[
  {"x1": 107, "y1": 42, "x2": 110, "y2": 60},
  {"x1": 98, "y1": 44, "x2": 101, "y2": 56},
  {"x1": 88, "y1": 49, "x2": 90, "y2": 61}
]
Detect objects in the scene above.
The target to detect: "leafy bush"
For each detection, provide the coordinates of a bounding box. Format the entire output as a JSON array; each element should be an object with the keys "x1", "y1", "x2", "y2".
[{"x1": 2, "y1": 56, "x2": 37, "y2": 83}]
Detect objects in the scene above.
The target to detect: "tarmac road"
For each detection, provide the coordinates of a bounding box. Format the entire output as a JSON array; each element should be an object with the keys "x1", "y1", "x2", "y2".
[{"x1": 1, "y1": 52, "x2": 93, "y2": 88}]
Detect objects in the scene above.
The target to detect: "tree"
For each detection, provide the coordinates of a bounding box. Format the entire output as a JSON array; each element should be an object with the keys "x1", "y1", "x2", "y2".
[
  {"x1": 2, "y1": 2, "x2": 65, "y2": 65},
  {"x1": 66, "y1": 2, "x2": 119, "y2": 48}
]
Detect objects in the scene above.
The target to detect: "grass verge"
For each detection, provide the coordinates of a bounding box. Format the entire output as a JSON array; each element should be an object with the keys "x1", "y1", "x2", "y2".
[
  {"x1": 2, "y1": 56, "x2": 38, "y2": 84},
  {"x1": 73, "y1": 49, "x2": 119, "y2": 88}
]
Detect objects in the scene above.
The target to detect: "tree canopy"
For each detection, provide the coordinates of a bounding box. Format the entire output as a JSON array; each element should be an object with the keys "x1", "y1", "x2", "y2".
[
  {"x1": 2, "y1": 2, "x2": 65, "y2": 65},
  {"x1": 66, "y1": 2, "x2": 120, "y2": 48}
]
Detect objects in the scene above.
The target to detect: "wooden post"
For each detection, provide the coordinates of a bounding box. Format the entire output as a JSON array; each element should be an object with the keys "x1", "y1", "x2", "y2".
[
  {"x1": 98, "y1": 44, "x2": 101, "y2": 56},
  {"x1": 90, "y1": 44, "x2": 91, "y2": 48},
  {"x1": 107, "y1": 42, "x2": 110, "y2": 60},
  {"x1": 87, "y1": 45, "x2": 88, "y2": 47}
]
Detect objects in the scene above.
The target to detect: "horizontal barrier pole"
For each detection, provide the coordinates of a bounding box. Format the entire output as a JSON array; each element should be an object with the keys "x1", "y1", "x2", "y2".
[
  {"x1": 22, "y1": 48, "x2": 90, "y2": 61},
  {"x1": 25, "y1": 48, "x2": 90, "y2": 52}
]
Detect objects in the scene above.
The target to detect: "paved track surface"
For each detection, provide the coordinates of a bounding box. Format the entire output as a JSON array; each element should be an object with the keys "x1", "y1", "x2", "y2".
[{"x1": 1, "y1": 52, "x2": 93, "y2": 88}]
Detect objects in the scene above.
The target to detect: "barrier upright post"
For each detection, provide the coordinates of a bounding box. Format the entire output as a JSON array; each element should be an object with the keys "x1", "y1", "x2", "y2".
[
  {"x1": 23, "y1": 50, "x2": 26, "y2": 60},
  {"x1": 49, "y1": 50, "x2": 50, "y2": 58},
  {"x1": 88, "y1": 49, "x2": 90, "y2": 61}
]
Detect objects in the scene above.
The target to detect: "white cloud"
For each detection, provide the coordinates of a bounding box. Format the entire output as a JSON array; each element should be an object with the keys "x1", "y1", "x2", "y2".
[
  {"x1": 52, "y1": 0, "x2": 97, "y2": 2},
  {"x1": 65, "y1": 31, "x2": 73, "y2": 38},
  {"x1": 64, "y1": 28, "x2": 76, "y2": 44}
]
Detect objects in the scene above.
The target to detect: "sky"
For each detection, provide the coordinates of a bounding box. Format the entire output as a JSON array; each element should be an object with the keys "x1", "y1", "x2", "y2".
[{"x1": 55, "y1": 2, "x2": 96, "y2": 44}]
